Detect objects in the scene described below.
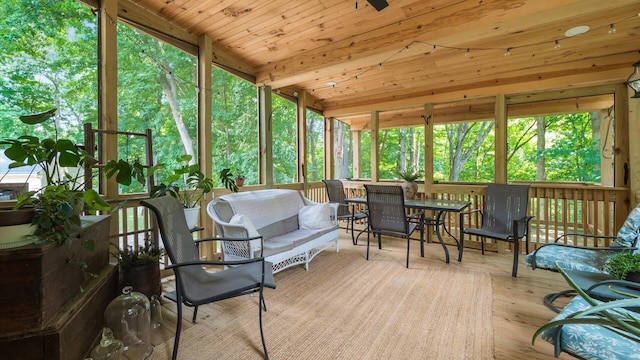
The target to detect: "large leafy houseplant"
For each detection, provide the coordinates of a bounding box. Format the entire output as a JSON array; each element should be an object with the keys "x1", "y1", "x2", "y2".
[
  {"x1": 151, "y1": 154, "x2": 214, "y2": 208},
  {"x1": 151, "y1": 155, "x2": 238, "y2": 208},
  {"x1": 1, "y1": 109, "x2": 111, "y2": 245}
]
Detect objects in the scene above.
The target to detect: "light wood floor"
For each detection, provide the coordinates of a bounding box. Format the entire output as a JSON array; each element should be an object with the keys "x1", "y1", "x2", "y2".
[{"x1": 154, "y1": 230, "x2": 573, "y2": 359}]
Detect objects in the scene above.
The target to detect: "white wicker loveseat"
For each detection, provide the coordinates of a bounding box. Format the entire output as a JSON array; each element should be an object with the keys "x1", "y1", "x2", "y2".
[{"x1": 207, "y1": 189, "x2": 339, "y2": 273}]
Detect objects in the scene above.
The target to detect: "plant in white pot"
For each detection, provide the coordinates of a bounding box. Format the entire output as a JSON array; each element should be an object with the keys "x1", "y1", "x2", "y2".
[{"x1": 151, "y1": 155, "x2": 215, "y2": 229}]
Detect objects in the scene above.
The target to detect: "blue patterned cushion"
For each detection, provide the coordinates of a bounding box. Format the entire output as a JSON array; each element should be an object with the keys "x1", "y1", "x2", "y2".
[
  {"x1": 541, "y1": 296, "x2": 640, "y2": 359},
  {"x1": 612, "y1": 204, "x2": 640, "y2": 249},
  {"x1": 525, "y1": 245, "x2": 608, "y2": 273}
]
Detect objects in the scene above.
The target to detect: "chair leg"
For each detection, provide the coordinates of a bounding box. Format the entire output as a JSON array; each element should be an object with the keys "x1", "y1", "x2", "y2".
[
  {"x1": 481, "y1": 237, "x2": 485, "y2": 255},
  {"x1": 378, "y1": 233, "x2": 382, "y2": 250},
  {"x1": 366, "y1": 228, "x2": 371, "y2": 260},
  {"x1": 259, "y1": 287, "x2": 269, "y2": 360},
  {"x1": 350, "y1": 215, "x2": 357, "y2": 245},
  {"x1": 406, "y1": 237, "x2": 410, "y2": 268},
  {"x1": 192, "y1": 305, "x2": 198, "y2": 323},
  {"x1": 173, "y1": 296, "x2": 183, "y2": 360},
  {"x1": 512, "y1": 238, "x2": 519, "y2": 277}
]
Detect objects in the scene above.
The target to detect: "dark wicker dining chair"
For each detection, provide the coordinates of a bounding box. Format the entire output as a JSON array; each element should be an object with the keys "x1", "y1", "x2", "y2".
[
  {"x1": 141, "y1": 195, "x2": 276, "y2": 360},
  {"x1": 363, "y1": 184, "x2": 424, "y2": 268},
  {"x1": 460, "y1": 183, "x2": 532, "y2": 277},
  {"x1": 323, "y1": 179, "x2": 368, "y2": 244}
]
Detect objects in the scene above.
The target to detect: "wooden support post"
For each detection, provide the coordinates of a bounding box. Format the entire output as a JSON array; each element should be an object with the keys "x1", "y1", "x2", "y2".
[
  {"x1": 297, "y1": 91, "x2": 308, "y2": 191},
  {"x1": 325, "y1": 117, "x2": 334, "y2": 180},
  {"x1": 259, "y1": 86, "x2": 274, "y2": 187},
  {"x1": 370, "y1": 111, "x2": 379, "y2": 182},
  {"x1": 424, "y1": 103, "x2": 434, "y2": 196}
]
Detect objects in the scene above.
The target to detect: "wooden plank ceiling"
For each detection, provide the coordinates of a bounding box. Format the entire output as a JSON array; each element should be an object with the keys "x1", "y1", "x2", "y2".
[{"x1": 128, "y1": 0, "x2": 639, "y2": 127}]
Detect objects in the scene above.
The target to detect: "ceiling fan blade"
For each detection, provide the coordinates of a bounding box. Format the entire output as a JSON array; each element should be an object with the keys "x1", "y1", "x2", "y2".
[{"x1": 367, "y1": 0, "x2": 389, "y2": 11}]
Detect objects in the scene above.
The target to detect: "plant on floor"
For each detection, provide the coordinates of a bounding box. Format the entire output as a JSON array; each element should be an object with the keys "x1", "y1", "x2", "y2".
[
  {"x1": 605, "y1": 251, "x2": 640, "y2": 281},
  {"x1": 112, "y1": 242, "x2": 163, "y2": 268}
]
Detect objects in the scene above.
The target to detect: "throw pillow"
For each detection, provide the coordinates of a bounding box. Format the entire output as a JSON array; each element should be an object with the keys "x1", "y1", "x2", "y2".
[
  {"x1": 613, "y1": 204, "x2": 640, "y2": 249},
  {"x1": 298, "y1": 202, "x2": 334, "y2": 230},
  {"x1": 229, "y1": 214, "x2": 262, "y2": 251}
]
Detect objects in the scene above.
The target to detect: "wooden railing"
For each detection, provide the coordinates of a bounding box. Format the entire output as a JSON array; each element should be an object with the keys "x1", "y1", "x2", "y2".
[
  {"x1": 338, "y1": 181, "x2": 631, "y2": 254},
  {"x1": 107, "y1": 181, "x2": 631, "y2": 269}
]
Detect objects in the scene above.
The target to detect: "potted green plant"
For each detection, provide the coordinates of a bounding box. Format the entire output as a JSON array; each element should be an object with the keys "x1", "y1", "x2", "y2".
[
  {"x1": 605, "y1": 251, "x2": 640, "y2": 282},
  {"x1": 235, "y1": 173, "x2": 245, "y2": 187},
  {"x1": 220, "y1": 168, "x2": 239, "y2": 193},
  {"x1": 0, "y1": 108, "x2": 112, "y2": 248},
  {"x1": 151, "y1": 154, "x2": 242, "y2": 229},
  {"x1": 397, "y1": 166, "x2": 422, "y2": 200},
  {"x1": 112, "y1": 241, "x2": 163, "y2": 299}
]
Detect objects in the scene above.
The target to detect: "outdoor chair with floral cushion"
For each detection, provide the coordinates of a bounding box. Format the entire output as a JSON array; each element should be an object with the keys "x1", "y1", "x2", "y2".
[{"x1": 525, "y1": 203, "x2": 640, "y2": 274}]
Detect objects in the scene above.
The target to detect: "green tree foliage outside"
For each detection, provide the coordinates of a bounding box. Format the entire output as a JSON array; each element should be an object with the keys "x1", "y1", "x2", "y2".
[
  {"x1": 0, "y1": 0, "x2": 97, "y2": 143},
  {"x1": 210, "y1": 68, "x2": 259, "y2": 185},
  {"x1": 306, "y1": 110, "x2": 324, "y2": 181},
  {"x1": 272, "y1": 95, "x2": 298, "y2": 184}
]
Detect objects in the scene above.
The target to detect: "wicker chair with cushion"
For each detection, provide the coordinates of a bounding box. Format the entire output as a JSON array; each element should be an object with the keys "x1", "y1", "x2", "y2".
[
  {"x1": 323, "y1": 179, "x2": 368, "y2": 244},
  {"x1": 141, "y1": 195, "x2": 276, "y2": 360},
  {"x1": 364, "y1": 184, "x2": 424, "y2": 268}
]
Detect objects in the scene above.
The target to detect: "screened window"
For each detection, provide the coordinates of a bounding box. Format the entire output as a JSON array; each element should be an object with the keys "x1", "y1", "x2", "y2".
[
  {"x1": 211, "y1": 67, "x2": 258, "y2": 186},
  {"x1": 507, "y1": 95, "x2": 615, "y2": 185},
  {"x1": 433, "y1": 121, "x2": 495, "y2": 182},
  {"x1": 378, "y1": 127, "x2": 425, "y2": 180},
  {"x1": 272, "y1": 95, "x2": 297, "y2": 184},
  {"x1": 306, "y1": 110, "x2": 324, "y2": 181},
  {"x1": 0, "y1": 0, "x2": 97, "y2": 194},
  {"x1": 333, "y1": 119, "x2": 353, "y2": 179},
  {"x1": 117, "y1": 22, "x2": 197, "y2": 193}
]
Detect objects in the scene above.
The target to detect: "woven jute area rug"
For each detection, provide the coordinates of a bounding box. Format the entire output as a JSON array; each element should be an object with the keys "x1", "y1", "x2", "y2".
[{"x1": 150, "y1": 238, "x2": 495, "y2": 359}]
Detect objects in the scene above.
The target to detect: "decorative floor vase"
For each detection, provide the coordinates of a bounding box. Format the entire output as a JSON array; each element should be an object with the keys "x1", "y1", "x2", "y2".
[{"x1": 401, "y1": 181, "x2": 418, "y2": 200}]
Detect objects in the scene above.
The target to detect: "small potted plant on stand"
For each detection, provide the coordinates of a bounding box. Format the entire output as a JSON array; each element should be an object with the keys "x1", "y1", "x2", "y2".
[
  {"x1": 397, "y1": 166, "x2": 422, "y2": 200},
  {"x1": 235, "y1": 174, "x2": 245, "y2": 187},
  {"x1": 151, "y1": 155, "x2": 213, "y2": 229},
  {"x1": 605, "y1": 251, "x2": 640, "y2": 283}
]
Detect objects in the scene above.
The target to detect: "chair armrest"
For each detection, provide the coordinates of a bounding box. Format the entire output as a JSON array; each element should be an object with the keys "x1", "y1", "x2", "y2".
[
  {"x1": 406, "y1": 211, "x2": 425, "y2": 221},
  {"x1": 166, "y1": 256, "x2": 265, "y2": 270},
  {"x1": 516, "y1": 215, "x2": 534, "y2": 224},
  {"x1": 460, "y1": 208, "x2": 482, "y2": 216},
  {"x1": 195, "y1": 235, "x2": 265, "y2": 258},
  {"x1": 195, "y1": 235, "x2": 263, "y2": 245},
  {"x1": 554, "y1": 233, "x2": 619, "y2": 243},
  {"x1": 587, "y1": 279, "x2": 640, "y2": 295}
]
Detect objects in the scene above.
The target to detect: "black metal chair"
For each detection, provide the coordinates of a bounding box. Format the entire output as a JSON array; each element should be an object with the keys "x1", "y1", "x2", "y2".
[
  {"x1": 363, "y1": 184, "x2": 424, "y2": 268},
  {"x1": 141, "y1": 195, "x2": 276, "y2": 360},
  {"x1": 460, "y1": 183, "x2": 532, "y2": 277},
  {"x1": 323, "y1": 179, "x2": 368, "y2": 244}
]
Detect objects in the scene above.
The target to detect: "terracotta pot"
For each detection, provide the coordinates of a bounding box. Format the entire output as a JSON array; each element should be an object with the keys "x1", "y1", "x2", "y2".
[
  {"x1": 235, "y1": 178, "x2": 245, "y2": 187},
  {"x1": 119, "y1": 262, "x2": 161, "y2": 299}
]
